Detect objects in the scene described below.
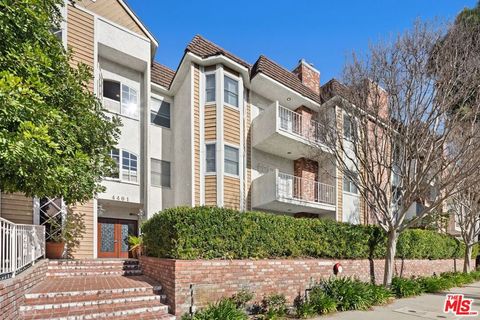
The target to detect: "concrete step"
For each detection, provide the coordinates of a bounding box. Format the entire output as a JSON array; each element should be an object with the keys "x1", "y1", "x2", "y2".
[{"x1": 21, "y1": 299, "x2": 170, "y2": 320}]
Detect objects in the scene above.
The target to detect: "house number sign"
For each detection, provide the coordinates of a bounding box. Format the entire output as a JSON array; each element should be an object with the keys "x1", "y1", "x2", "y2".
[{"x1": 112, "y1": 195, "x2": 129, "y2": 202}]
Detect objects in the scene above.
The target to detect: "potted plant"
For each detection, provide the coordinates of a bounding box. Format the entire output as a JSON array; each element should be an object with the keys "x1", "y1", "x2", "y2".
[
  {"x1": 128, "y1": 235, "x2": 143, "y2": 258},
  {"x1": 46, "y1": 208, "x2": 85, "y2": 259},
  {"x1": 46, "y1": 235, "x2": 65, "y2": 259}
]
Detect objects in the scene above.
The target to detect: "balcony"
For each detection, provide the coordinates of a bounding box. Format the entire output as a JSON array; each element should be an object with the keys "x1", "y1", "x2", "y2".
[
  {"x1": 252, "y1": 102, "x2": 331, "y2": 160},
  {"x1": 252, "y1": 170, "x2": 336, "y2": 216}
]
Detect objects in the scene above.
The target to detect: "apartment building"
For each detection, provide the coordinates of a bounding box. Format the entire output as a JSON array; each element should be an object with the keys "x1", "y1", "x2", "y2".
[{"x1": 0, "y1": 0, "x2": 366, "y2": 259}]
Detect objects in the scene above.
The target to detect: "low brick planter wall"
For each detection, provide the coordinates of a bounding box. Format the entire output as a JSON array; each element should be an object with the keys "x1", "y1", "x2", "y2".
[
  {"x1": 140, "y1": 256, "x2": 469, "y2": 317},
  {"x1": 0, "y1": 259, "x2": 48, "y2": 320}
]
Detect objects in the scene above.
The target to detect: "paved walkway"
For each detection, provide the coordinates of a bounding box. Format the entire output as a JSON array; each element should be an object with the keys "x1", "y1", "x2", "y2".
[{"x1": 320, "y1": 282, "x2": 480, "y2": 320}]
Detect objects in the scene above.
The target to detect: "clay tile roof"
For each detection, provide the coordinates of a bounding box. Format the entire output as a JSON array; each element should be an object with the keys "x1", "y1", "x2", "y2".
[
  {"x1": 320, "y1": 78, "x2": 350, "y2": 103},
  {"x1": 251, "y1": 55, "x2": 320, "y2": 103},
  {"x1": 151, "y1": 62, "x2": 175, "y2": 89},
  {"x1": 186, "y1": 35, "x2": 251, "y2": 69}
]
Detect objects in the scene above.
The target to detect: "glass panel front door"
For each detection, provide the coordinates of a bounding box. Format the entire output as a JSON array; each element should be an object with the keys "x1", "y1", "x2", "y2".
[
  {"x1": 98, "y1": 218, "x2": 138, "y2": 258},
  {"x1": 100, "y1": 222, "x2": 115, "y2": 253}
]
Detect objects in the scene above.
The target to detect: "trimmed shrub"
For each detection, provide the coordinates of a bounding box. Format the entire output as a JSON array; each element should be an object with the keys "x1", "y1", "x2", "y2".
[
  {"x1": 181, "y1": 298, "x2": 247, "y2": 320},
  {"x1": 142, "y1": 206, "x2": 476, "y2": 260}
]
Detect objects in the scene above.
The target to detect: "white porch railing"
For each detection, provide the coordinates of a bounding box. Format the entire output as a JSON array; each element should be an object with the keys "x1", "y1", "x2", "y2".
[
  {"x1": 277, "y1": 171, "x2": 336, "y2": 205},
  {"x1": 0, "y1": 217, "x2": 45, "y2": 279},
  {"x1": 278, "y1": 105, "x2": 326, "y2": 144}
]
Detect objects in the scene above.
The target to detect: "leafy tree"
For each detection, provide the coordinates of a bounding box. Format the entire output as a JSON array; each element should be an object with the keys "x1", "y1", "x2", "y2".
[{"x1": 0, "y1": 0, "x2": 120, "y2": 204}]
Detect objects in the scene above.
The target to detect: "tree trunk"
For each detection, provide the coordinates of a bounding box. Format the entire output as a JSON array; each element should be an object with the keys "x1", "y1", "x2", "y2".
[
  {"x1": 463, "y1": 244, "x2": 473, "y2": 273},
  {"x1": 383, "y1": 229, "x2": 399, "y2": 287}
]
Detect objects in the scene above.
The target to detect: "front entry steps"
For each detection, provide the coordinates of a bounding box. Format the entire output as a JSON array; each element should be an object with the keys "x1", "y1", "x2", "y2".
[
  {"x1": 20, "y1": 259, "x2": 175, "y2": 320},
  {"x1": 46, "y1": 259, "x2": 143, "y2": 277}
]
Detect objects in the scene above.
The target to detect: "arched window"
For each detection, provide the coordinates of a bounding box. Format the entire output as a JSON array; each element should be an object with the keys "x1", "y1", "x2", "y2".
[
  {"x1": 107, "y1": 148, "x2": 138, "y2": 183},
  {"x1": 121, "y1": 150, "x2": 138, "y2": 182}
]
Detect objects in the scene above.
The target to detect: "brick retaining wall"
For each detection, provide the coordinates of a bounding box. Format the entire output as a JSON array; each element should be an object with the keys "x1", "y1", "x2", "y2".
[
  {"x1": 0, "y1": 259, "x2": 48, "y2": 320},
  {"x1": 139, "y1": 256, "x2": 469, "y2": 317}
]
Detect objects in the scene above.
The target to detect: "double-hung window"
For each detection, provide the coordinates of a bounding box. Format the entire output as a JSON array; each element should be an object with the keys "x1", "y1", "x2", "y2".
[
  {"x1": 224, "y1": 76, "x2": 239, "y2": 107},
  {"x1": 206, "y1": 144, "x2": 216, "y2": 173},
  {"x1": 205, "y1": 74, "x2": 216, "y2": 103},
  {"x1": 151, "y1": 159, "x2": 171, "y2": 187},
  {"x1": 122, "y1": 150, "x2": 138, "y2": 182},
  {"x1": 151, "y1": 98, "x2": 171, "y2": 128},
  {"x1": 224, "y1": 146, "x2": 239, "y2": 175}
]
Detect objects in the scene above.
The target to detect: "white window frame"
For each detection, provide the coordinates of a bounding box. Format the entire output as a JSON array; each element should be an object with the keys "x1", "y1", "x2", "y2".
[
  {"x1": 121, "y1": 150, "x2": 138, "y2": 183},
  {"x1": 343, "y1": 113, "x2": 357, "y2": 142},
  {"x1": 109, "y1": 148, "x2": 120, "y2": 179},
  {"x1": 151, "y1": 158, "x2": 171, "y2": 188},
  {"x1": 343, "y1": 170, "x2": 359, "y2": 195},
  {"x1": 106, "y1": 148, "x2": 139, "y2": 184},
  {"x1": 121, "y1": 84, "x2": 139, "y2": 119},
  {"x1": 102, "y1": 79, "x2": 139, "y2": 120},
  {"x1": 205, "y1": 72, "x2": 216, "y2": 104},
  {"x1": 223, "y1": 73, "x2": 239, "y2": 108},
  {"x1": 205, "y1": 142, "x2": 216, "y2": 174},
  {"x1": 224, "y1": 144, "x2": 240, "y2": 177},
  {"x1": 150, "y1": 96, "x2": 172, "y2": 129}
]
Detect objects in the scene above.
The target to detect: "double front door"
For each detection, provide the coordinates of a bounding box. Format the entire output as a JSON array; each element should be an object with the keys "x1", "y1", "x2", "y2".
[{"x1": 97, "y1": 218, "x2": 137, "y2": 258}]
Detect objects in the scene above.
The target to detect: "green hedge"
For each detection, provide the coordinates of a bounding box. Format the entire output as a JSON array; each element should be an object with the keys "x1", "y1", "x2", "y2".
[{"x1": 141, "y1": 206, "x2": 478, "y2": 260}]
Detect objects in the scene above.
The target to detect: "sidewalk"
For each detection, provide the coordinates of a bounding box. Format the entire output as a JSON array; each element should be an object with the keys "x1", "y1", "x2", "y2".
[{"x1": 320, "y1": 281, "x2": 480, "y2": 320}]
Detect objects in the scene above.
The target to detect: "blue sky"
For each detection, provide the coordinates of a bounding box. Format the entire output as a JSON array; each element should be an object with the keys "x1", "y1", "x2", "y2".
[{"x1": 127, "y1": 0, "x2": 477, "y2": 82}]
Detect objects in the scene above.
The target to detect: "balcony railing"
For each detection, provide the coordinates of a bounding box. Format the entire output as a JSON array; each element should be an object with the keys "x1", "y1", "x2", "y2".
[
  {"x1": 277, "y1": 171, "x2": 336, "y2": 205},
  {"x1": 278, "y1": 105, "x2": 326, "y2": 145},
  {"x1": 0, "y1": 217, "x2": 45, "y2": 280}
]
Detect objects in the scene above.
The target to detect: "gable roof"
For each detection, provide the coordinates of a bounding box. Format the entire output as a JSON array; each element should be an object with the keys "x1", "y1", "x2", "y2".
[
  {"x1": 151, "y1": 62, "x2": 175, "y2": 89},
  {"x1": 186, "y1": 35, "x2": 251, "y2": 69},
  {"x1": 251, "y1": 55, "x2": 320, "y2": 103},
  {"x1": 166, "y1": 35, "x2": 323, "y2": 103},
  {"x1": 75, "y1": 0, "x2": 158, "y2": 48}
]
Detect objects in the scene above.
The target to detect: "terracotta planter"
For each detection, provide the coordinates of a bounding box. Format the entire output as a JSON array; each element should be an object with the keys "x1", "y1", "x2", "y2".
[{"x1": 46, "y1": 242, "x2": 65, "y2": 259}]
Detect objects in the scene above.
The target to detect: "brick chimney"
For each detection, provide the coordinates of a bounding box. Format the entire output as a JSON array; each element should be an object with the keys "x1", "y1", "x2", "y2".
[{"x1": 292, "y1": 59, "x2": 320, "y2": 95}]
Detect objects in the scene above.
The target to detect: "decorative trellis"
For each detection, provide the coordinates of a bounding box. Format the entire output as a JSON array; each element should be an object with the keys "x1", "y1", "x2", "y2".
[{"x1": 39, "y1": 197, "x2": 65, "y2": 241}]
